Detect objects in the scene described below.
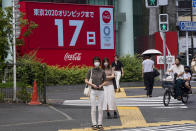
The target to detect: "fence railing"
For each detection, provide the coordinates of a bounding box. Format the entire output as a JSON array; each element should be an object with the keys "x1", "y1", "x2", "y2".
[{"x1": 0, "y1": 64, "x2": 46, "y2": 103}]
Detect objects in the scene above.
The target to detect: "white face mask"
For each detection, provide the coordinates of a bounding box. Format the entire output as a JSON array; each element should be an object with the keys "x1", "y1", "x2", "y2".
[
  {"x1": 104, "y1": 62, "x2": 108, "y2": 67},
  {"x1": 94, "y1": 62, "x2": 100, "y2": 67}
]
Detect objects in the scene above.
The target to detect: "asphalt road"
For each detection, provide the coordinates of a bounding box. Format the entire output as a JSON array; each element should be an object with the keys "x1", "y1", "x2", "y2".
[{"x1": 1, "y1": 83, "x2": 196, "y2": 131}]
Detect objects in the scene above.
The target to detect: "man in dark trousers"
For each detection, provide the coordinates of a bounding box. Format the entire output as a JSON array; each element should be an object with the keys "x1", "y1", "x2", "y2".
[{"x1": 142, "y1": 55, "x2": 154, "y2": 97}]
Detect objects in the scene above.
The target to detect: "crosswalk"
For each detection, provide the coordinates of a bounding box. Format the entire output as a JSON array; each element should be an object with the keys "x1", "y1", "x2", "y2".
[
  {"x1": 62, "y1": 96, "x2": 188, "y2": 109},
  {"x1": 117, "y1": 124, "x2": 196, "y2": 131}
]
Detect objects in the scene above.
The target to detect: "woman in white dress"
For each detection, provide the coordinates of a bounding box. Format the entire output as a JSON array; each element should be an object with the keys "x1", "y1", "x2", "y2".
[{"x1": 102, "y1": 58, "x2": 117, "y2": 119}]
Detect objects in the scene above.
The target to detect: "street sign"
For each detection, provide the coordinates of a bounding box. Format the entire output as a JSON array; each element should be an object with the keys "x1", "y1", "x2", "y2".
[
  {"x1": 157, "y1": 56, "x2": 175, "y2": 64},
  {"x1": 193, "y1": 0, "x2": 196, "y2": 7},
  {"x1": 179, "y1": 21, "x2": 196, "y2": 31}
]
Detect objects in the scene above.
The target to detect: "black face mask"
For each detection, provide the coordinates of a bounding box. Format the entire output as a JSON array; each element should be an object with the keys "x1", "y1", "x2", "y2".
[{"x1": 185, "y1": 69, "x2": 189, "y2": 72}]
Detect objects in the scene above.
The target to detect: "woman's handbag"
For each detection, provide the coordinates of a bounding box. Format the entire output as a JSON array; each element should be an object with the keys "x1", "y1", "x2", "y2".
[
  {"x1": 153, "y1": 68, "x2": 160, "y2": 78},
  {"x1": 112, "y1": 78, "x2": 117, "y2": 90},
  {"x1": 84, "y1": 69, "x2": 92, "y2": 97}
]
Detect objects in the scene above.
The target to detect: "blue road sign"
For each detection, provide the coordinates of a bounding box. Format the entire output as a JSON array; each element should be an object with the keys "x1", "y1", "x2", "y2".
[
  {"x1": 193, "y1": 0, "x2": 196, "y2": 7},
  {"x1": 179, "y1": 21, "x2": 196, "y2": 31}
]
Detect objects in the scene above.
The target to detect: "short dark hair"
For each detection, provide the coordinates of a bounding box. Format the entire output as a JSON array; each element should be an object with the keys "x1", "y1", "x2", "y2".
[
  {"x1": 93, "y1": 56, "x2": 101, "y2": 64},
  {"x1": 176, "y1": 57, "x2": 181, "y2": 63},
  {"x1": 114, "y1": 55, "x2": 119, "y2": 58},
  {"x1": 102, "y1": 57, "x2": 110, "y2": 70}
]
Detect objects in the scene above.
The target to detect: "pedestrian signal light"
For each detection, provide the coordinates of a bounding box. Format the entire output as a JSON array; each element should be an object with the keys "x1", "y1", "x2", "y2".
[
  {"x1": 145, "y1": 0, "x2": 159, "y2": 8},
  {"x1": 159, "y1": 14, "x2": 169, "y2": 32}
]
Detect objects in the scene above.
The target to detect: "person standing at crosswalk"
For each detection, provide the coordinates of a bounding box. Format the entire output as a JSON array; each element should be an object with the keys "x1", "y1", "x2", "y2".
[
  {"x1": 142, "y1": 55, "x2": 155, "y2": 97},
  {"x1": 85, "y1": 56, "x2": 107, "y2": 130},
  {"x1": 102, "y1": 58, "x2": 118, "y2": 119},
  {"x1": 112, "y1": 55, "x2": 124, "y2": 92}
]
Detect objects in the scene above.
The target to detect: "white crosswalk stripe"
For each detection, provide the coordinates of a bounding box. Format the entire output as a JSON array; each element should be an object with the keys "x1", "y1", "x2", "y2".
[
  {"x1": 118, "y1": 124, "x2": 196, "y2": 131},
  {"x1": 62, "y1": 96, "x2": 188, "y2": 109}
]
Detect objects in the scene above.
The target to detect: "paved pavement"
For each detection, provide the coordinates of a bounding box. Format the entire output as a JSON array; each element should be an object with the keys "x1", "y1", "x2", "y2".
[{"x1": 1, "y1": 82, "x2": 196, "y2": 131}]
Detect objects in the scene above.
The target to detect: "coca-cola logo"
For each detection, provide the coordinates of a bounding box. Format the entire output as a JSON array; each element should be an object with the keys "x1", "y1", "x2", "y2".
[
  {"x1": 102, "y1": 11, "x2": 111, "y2": 23},
  {"x1": 64, "y1": 53, "x2": 82, "y2": 61}
]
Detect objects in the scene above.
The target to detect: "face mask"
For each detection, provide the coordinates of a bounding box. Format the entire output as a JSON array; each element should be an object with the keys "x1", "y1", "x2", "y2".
[
  {"x1": 104, "y1": 62, "x2": 108, "y2": 67},
  {"x1": 94, "y1": 62, "x2": 100, "y2": 67}
]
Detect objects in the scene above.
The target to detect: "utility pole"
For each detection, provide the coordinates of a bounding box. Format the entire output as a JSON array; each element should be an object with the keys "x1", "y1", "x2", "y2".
[
  {"x1": 12, "y1": 0, "x2": 17, "y2": 102},
  {"x1": 191, "y1": 1, "x2": 194, "y2": 62}
]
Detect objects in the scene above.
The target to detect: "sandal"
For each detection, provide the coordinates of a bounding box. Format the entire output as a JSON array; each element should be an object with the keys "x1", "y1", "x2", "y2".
[
  {"x1": 97, "y1": 125, "x2": 104, "y2": 130},
  {"x1": 91, "y1": 125, "x2": 97, "y2": 130}
]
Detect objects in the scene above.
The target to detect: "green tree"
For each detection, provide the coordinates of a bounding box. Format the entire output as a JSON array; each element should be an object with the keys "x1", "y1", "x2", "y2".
[
  {"x1": 0, "y1": 1, "x2": 38, "y2": 64},
  {"x1": 0, "y1": 1, "x2": 12, "y2": 64}
]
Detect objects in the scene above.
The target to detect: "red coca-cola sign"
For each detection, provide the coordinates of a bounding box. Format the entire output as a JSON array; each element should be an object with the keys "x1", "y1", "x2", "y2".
[
  {"x1": 19, "y1": 2, "x2": 115, "y2": 66},
  {"x1": 102, "y1": 10, "x2": 111, "y2": 23}
]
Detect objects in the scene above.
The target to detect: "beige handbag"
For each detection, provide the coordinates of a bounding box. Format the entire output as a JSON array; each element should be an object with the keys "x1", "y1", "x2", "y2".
[{"x1": 84, "y1": 69, "x2": 92, "y2": 97}]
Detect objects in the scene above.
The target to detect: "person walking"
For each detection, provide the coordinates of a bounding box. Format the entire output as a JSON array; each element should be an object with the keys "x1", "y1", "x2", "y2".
[
  {"x1": 102, "y1": 58, "x2": 118, "y2": 119},
  {"x1": 85, "y1": 56, "x2": 107, "y2": 130},
  {"x1": 112, "y1": 55, "x2": 124, "y2": 92},
  {"x1": 191, "y1": 55, "x2": 196, "y2": 73},
  {"x1": 142, "y1": 55, "x2": 154, "y2": 97}
]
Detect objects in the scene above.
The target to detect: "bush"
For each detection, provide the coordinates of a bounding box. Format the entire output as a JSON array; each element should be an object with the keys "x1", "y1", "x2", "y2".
[
  {"x1": 120, "y1": 55, "x2": 143, "y2": 82},
  {"x1": 16, "y1": 54, "x2": 143, "y2": 87}
]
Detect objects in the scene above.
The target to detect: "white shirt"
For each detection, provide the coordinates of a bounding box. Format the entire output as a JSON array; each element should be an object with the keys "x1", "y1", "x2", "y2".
[
  {"x1": 169, "y1": 64, "x2": 184, "y2": 79},
  {"x1": 142, "y1": 59, "x2": 154, "y2": 73},
  {"x1": 184, "y1": 72, "x2": 191, "y2": 80}
]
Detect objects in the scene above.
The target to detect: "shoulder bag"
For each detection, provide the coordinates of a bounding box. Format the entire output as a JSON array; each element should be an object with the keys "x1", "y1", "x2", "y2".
[{"x1": 84, "y1": 69, "x2": 92, "y2": 97}]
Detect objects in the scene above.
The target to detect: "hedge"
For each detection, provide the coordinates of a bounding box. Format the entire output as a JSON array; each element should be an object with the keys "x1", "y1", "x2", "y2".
[{"x1": 9, "y1": 54, "x2": 143, "y2": 87}]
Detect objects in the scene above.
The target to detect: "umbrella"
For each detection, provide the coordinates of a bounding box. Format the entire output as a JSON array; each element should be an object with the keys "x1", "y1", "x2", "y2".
[{"x1": 142, "y1": 49, "x2": 162, "y2": 55}]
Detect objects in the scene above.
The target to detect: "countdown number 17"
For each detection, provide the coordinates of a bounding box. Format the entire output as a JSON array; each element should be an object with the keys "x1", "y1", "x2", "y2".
[{"x1": 55, "y1": 19, "x2": 96, "y2": 47}]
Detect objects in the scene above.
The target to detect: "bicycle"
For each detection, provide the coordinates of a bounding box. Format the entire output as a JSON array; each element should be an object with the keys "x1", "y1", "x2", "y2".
[{"x1": 162, "y1": 73, "x2": 189, "y2": 106}]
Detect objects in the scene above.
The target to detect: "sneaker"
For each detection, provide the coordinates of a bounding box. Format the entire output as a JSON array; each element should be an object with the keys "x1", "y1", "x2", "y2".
[
  {"x1": 91, "y1": 125, "x2": 97, "y2": 130},
  {"x1": 114, "y1": 111, "x2": 118, "y2": 118},
  {"x1": 97, "y1": 125, "x2": 104, "y2": 130},
  {"x1": 107, "y1": 112, "x2": 112, "y2": 119}
]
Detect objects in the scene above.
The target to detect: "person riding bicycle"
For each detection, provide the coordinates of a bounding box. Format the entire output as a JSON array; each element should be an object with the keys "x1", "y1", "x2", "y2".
[{"x1": 168, "y1": 57, "x2": 184, "y2": 100}]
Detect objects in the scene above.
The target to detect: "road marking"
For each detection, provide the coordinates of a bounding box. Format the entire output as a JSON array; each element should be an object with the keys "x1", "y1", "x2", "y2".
[
  {"x1": 120, "y1": 124, "x2": 196, "y2": 131},
  {"x1": 64, "y1": 96, "x2": 188, "y2": 109},
  {"x1": 58, "y1": 106, "x2": 195, "y2": 131},
  {"x1": 49, "y1": 105, "x2": 73, "y2": 120},
  {"x1": 123, "y1": 86, "x2": 196, "y2": 89}
]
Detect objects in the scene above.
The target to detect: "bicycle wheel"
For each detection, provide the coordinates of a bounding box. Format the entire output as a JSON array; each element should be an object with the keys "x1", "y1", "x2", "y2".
[{"x1": 163, "y1": 90, "x2": 171, "y2": 106}]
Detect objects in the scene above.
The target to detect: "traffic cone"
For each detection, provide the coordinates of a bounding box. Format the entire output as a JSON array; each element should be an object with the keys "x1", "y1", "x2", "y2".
[{"x1": 29, "y1": 80, "x2": 41, "y2": 105}]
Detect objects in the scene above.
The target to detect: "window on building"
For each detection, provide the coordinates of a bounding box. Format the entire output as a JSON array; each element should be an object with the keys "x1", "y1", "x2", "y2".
[{"x1": 178, "y1": 0, "x2": 191, "y2": 9}]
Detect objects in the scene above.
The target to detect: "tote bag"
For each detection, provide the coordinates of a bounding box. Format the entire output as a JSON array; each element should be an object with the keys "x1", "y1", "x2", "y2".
[{"x1": 84, "y1": 69, "x2": 92, "y2": 96}]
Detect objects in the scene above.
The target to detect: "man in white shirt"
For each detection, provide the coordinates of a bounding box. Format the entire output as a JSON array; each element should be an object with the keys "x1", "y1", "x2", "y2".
[
  {"x1": 168, "y1": 57, "x2": 184, "y2": 100},
  {"x1": 142, "y1": 55, "x2": 154, "y2": 97}
]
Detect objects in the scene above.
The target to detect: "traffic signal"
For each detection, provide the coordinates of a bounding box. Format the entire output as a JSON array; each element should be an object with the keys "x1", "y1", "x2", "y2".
[
  {"x1": 159, "y1": 14, "x2": 169, "y2": 32},
  {"x1": 145, "y1": 0, "x2": 159, "y2": 8}
]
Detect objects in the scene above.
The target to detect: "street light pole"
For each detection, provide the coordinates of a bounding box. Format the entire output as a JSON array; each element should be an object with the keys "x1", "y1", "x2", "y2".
[{"x1": 12, "y1": 0, "x2": 17, "y2": 102}]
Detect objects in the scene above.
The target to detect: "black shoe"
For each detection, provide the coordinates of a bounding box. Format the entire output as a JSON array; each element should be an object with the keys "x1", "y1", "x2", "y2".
[
  {"x1": 107, "y1": 112, "x2": 112, "y2": 119},
  {"x1": 114, "y1": 111, "x2": 118, "y2": 118}
]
